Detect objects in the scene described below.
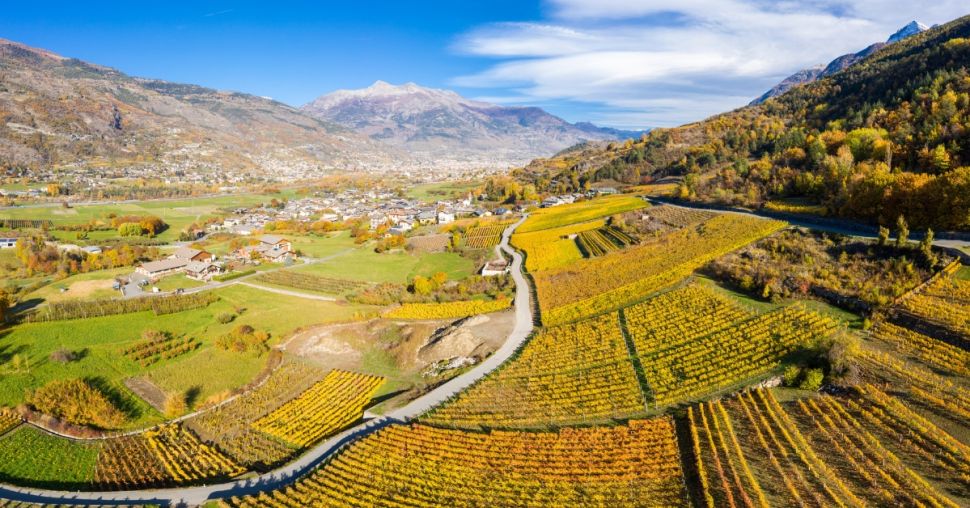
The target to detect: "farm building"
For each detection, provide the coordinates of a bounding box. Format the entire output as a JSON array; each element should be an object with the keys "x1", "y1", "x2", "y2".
[
  {"x1": 136, "y1": 258, "x2": 189, "y2": 279},
  {"x1": 0, "y1": 238, "x2": 17, "y2": 248}
]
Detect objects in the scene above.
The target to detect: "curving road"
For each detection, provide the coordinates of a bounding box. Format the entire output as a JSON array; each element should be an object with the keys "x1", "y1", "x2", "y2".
[{"x1": 0, "y1": 216, "x2": 534, "y2": 507}]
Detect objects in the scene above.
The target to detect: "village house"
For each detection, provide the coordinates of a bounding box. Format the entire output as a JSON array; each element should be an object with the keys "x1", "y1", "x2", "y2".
[
  {"x1": 171, "y1": 247, "x2": 215, "y2": 263},
  {"x1": 184, "y1": 261, "x2": 222, "y2": 281},
  {"x1": 234, "y1": 234, "x2": 293, "y2": 263},
  {"x1": 437, "y1": 211, "x2": 455, "y2": 224},
  {"x1": 0, "y1": 238, "x2": 18, "y2": 249}
]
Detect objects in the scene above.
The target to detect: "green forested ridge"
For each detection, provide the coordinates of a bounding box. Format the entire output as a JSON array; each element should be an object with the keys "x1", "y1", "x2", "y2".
[{"x1": 515, "y1": 15, "x2": 970, "y2": 230}]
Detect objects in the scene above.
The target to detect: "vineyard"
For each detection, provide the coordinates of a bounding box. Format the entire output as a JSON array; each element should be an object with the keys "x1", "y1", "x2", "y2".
[
  {"x1": 897, "y1": 265, "x2": 970, "y2": 339},
  {"x1": 642, "y1": 205, "x2": 718, "y2": 229},
  {"x1": 94, "y1": 435, "x2": 171, "y2": 489},
  {"x1": 122, "y1": 333, "x2": 200, "y2": 367},
  {"x1": 223, "y1": 419, "x2": 689, "y2": 508},
  {"x1": 576, "y1": 225, "x2": 636, "y2": 257},
  {"x1": 0, "y1": 426, "x2": 99, "y2": 487},
  {"x1": 385, "y1": 298, "x2": 511, "y2": 320},
  {"x1": 0, "y1": 219, "x2": 52, "y2": 229},
  {"x1": 869, "y1": 321, "x2": 970, "y2": 377},
  {"x1": 26, "y1": 292, "x2": 219, "y2": 322},
  {"x1": 463, "y1": 224, "x2": 507, "y2": 248},
  {"x1": 186, "y1": 361, "x2": 326, "y2": 469},
  {"x1": 690, "y1": 387, "x2": 966, "y2": 507},
  {"x1": 515, "y1": 194, "x2": 647, "y2": 234},
  {"x1": 632, "y1": 301, "x2": 836, "y2": 406},
  {"x1": 142, "y1": 424, "x2": 245, "y2": 484},
  {"x1": 255, "y1": 270, "x2": 366, "y2": 295},
  {"x1": 510, "y1": 219, "x2": 605, "y2": 272},
  {"x1": 535, "y1": 214, "x2": 787, "y2": 325},
  {"x1": 424, "y1": 313, "x2": 646, "y2": 428},
  {"x1": 252, "y1": 370, "x2": 384, "y2": 448}
]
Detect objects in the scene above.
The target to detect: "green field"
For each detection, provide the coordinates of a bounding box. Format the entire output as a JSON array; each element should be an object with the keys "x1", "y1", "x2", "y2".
[
  {"x1": 406, "y1": 181, "x2": 479, "y2": 202},
  {"x1": 24, "y1": 267, "x2": 129, "y2": 303},
  {"x1": 0, "y1": 284, "x2": 374, "y2": 428},
  {"x1": 287, "y1": 231, "x2": 359, "y2": 258},
  {"x1": 0, "y1": 192, "x2": 283, "y2": 242},
  {"x1": 0, "y1": 426, "x2": 100, "y2": 488},
  {"x1": 292, "y1": 248, "x2": 475, "y2": 284}
]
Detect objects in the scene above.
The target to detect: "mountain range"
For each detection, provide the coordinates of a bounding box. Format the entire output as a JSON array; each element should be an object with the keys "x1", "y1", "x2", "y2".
[
  {"x1": 301, "y1": 81, "x2": 644, "y2": 167},
  {"x1": 752, "y1": 21, "x2": 930, "y2": 104},
  {"x1": 0, "y1": 38, "x2": 639, "y2": 178}
]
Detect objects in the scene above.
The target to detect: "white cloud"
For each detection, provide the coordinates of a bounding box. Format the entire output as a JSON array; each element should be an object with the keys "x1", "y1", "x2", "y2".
[{"x1": 451, "y1": 1, "x2": 970, "y2": 129}]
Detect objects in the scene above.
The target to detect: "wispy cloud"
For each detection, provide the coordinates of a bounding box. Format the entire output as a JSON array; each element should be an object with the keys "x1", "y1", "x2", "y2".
[
  {"x1": 204, "y1": 8, "x2": 235, "y2": 18},
  {"x1": 452, "y1": 0, "x2": 970, "y2": 128}
]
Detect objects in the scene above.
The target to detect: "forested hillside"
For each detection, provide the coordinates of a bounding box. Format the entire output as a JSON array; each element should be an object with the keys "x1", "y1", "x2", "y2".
[{"x1": 514, "y1": 15, "x2": 970, "y2": 230}]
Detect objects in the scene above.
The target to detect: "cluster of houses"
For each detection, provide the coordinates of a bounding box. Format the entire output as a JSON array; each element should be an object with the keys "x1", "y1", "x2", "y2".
[
  {"x1": 135, "y1": 235, "x2": 293, "y2": 282},
  {"x1": 541, "y1": 188, "x2": 617, "y2": 208},
  {"x1": 208, "y1": 188, "x2": 506, "y2": 238}
]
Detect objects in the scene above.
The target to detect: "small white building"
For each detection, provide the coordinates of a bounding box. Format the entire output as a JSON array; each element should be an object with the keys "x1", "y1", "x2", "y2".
[
  {"x1": 481, "y1": 259, "x2": 510, "y2": 276},
  {"x1": 0, "y1": 238, "x2": 18, "y2": 249},
  {"x1": 437, "y1": 211, "x2": 456, "y2": 224}
]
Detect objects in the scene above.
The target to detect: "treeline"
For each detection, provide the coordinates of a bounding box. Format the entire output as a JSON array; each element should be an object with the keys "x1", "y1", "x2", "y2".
[
  {"x1": 14, "y1": 236, "x2": 158, "y2": 276},
  {"x1": 516, "y1": 15, "x2": 970, "y2": 230},
  {"x1": 26, "y1": 292, "x2": 218, "y2": 322}
]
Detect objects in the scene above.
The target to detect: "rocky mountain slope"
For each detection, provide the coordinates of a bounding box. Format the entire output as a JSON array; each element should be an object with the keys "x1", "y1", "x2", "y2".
[
  {"x1": 302, "y1": 81, "x2": 643, "y2": 167},
  {"x1": 751, "y1": 21, "x2": 930, "y2": 104},
  {"x1": 0, "y1": 38, "x2": 403, "y2": 178}
]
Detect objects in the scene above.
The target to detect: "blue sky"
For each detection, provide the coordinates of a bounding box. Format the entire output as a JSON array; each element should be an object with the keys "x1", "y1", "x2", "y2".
[{"x1": 2, "y1": 2, "x2": 968, "y2": 129}]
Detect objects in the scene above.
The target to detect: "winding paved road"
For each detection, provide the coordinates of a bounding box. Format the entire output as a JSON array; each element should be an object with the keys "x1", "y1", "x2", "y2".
[{"x1": 0, "y1": 216, "x2": 534, "y2": 507}]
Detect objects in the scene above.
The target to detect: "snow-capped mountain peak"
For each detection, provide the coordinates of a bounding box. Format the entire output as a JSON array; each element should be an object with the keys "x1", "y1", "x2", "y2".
[{"x1": 887, "y1": 21, "x2": 930, "y2": 43}]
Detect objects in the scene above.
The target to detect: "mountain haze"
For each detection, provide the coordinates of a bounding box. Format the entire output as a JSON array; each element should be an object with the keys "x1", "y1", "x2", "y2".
[{"x1": 302, "y1": 81, "x2": 644, "y2": 168}]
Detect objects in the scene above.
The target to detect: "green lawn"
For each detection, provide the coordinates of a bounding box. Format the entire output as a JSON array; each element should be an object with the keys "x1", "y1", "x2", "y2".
[
  {"x1": 406, "y1": 181, "x2": 479, "y2": 202},
  {"x1": 956, "y1": 265, "x2": 970, "y2": 281},
  {"x1": 0, "y1": 284, "x2": 375, "y2": 428},
  {"x1": 292, "y1": 247, "x2": 475, "y2": 284},
  {"x1": 0, "y1": 425, "x2": 100, "y2": 489},
  {"x1": 287, "y1": 231, "x2": 358, "y2": 258}
]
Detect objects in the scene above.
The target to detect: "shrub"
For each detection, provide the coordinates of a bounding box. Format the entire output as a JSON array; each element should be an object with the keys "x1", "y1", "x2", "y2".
[
  {"x1": 782, "y1": 365, "x2": 802, "y2": 387},
  {"x1": 216, "y1": 312, "x2": 236, "y2": 324},
  {"x1": 216, "y1": 325, "x2": 270, "y2": 354},
  {"x1": 26, "y1": 379, "x2": 126, "y2": 429},
  {"x1": 49, "y1": 348, "x2": 79, "y2": 363},
  {"x1": 799, "y1": 369, "x2": 825, "y2": 391},
  {"x1": 164, "y1": 392, "x2": 188, "y2": 418}
]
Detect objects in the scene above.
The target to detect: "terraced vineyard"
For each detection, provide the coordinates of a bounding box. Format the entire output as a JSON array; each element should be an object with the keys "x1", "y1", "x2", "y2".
[
  {"x1": 252, "y1": 370, "x2": 384, "y2": 448},
  {"x1": 185, "y1": 361, "x2": 326, "y2": 469},
  {"x1": 0, "y1": 410, "x2": 19, "y2": 436},
  {"x1": 897, "y1": 264, "x2": 970, "y2": 339},
  {"x1": 534, "y1": 214, "x2": 787, "y2": 325},
  {"x1": 424, "y1": 312, "x2": 645, "y2": 428},
  {"x1": 870, "y1": 321, "x2": 970, "y2": 377},
  {"x1": 385, "y1": 298, "x2": 511, "y2": 319},
  {"x1": 511, "y1": 219, "x2": 605, "y2": 272},
  {"x1": 463, "y1": 224, "x2": 507, "y2": 248},
  {"x1": 576, "y1": 225, "x2": 636, "y2": 257},
  {"x1": 142, "y1": 424, "x2": 245, "y2": 484},
  {"x1": 223, "y1": 419, "x2": 689, "y2": 508},
  {"x1": 516, "y1": 194, "x2": 647, "y2": 234},
  {"x1": 623, "y1": 285, "x2": 837, "y2": 405},
  {"x1": 690, "y1": 388, "x2": 967, "y2": 507}
]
